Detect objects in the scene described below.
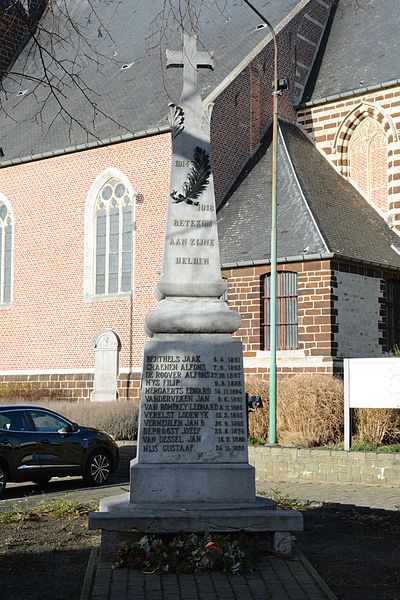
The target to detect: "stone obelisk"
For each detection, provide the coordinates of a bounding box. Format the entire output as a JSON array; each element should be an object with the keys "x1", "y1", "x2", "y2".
[
  {"x1": 90, "y1": 34, "x2": 302, "y2": 557},
  {"x1": 136, "y1": 32, "x2": 254, "y2": 503}
]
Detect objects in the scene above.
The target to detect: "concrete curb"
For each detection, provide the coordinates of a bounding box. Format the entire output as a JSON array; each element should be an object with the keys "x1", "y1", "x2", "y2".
[
  {"x1": 80, "y1": 546, "x2": 100, "y2": 600},
  {"x1": 295, "y1": 546, "x2": 339, "y2": 600}
]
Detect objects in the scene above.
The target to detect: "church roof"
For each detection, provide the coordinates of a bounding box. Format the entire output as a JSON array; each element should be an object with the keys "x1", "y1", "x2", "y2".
[
  {"x1": 303, "y1": 0, "x2": 400, "y2": 104},
  {"x1": 0, "y1": 0, "x2": 301, "y2": 162},
  {"x1": 218, "y1": 121, "x2": 400, "y2": 270}
]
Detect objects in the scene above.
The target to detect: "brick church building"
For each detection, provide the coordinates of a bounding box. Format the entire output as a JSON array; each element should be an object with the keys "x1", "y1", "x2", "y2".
[{"x1": 0, "y1": 0, "x2": 399, "y2": 401}]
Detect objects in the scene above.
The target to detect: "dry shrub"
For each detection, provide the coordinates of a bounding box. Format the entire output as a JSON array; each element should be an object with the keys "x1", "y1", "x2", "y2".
[
  {"x1": 277, "y1": 374, "x2": 344, "y2": 447},
  {"x1": 247, "y1": 374, "x2": 344, "y2": 447},
  {"x1": 246, "y1": 376, "x2": 269, "y2": 442},
  {"x1": 354, "y1": 408, "x2": 400, "y2": 444},
  {"x1": 2, "y1": 397, "x2": 139, "y2": 440}
]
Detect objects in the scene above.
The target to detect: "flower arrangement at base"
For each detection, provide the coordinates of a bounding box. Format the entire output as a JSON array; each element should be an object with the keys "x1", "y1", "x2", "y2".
[{"x1": 113, "y1": 531, "x2": 268, "y2": 575}]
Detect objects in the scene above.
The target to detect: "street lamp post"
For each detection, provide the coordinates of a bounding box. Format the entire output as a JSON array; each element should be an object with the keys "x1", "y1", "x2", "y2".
[{"x1": 242, "y1": 0, "x2": 284, "y2": 445}]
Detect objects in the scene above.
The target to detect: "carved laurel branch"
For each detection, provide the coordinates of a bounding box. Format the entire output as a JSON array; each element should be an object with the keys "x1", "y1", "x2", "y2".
[{"x1": 170, "y1": 146, "x2": 211, "y2": 206}]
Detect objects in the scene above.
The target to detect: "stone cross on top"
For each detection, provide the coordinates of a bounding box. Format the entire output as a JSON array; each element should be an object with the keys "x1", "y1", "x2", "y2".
[{"x1": 166, "y1": 33, "x2": 214, "y2": 104}]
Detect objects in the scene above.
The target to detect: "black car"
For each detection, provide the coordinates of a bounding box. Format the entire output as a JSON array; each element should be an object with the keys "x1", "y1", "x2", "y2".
[{"x1": 0, "y1": 405, "x2": 119, "y2": 498}]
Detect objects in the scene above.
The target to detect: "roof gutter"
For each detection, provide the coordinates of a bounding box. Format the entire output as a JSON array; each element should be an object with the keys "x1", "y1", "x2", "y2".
[
  {"x1": 222, "y1": 252, "x2": 400, "y2": 271},
  {"x1": 297, "y1": 79, "x2": 400, "y2": 109},
  {"x1": 0, "y1": 1, "x2": 312, "y2": 169},
  {"x1": 0, "y1": 125, "x2": 171, "y2": 169}
]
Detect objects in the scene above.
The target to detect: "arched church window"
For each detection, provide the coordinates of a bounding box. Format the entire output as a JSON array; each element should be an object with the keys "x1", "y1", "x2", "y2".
[
  {"x1": 0, "y1": 198, "x2": 12, "y2": 305},
  {"x1": 348, "y1": 117, "x2": 388, "y2": 213},
  {"x1": 94, "y1": 177, "x2": 134, "y2": 296}
]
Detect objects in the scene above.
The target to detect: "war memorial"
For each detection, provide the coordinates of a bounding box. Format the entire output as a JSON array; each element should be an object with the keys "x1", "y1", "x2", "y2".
[{"x1": 89, "y1": 33, "x2": 303, "y2": 559}]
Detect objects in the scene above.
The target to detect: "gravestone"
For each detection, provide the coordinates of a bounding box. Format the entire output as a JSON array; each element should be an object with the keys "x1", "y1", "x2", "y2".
[
  {"x1": 90, "y1": 33, "x2": 302, "y2": 557},
  {"x1": 91, "y1": 329, "x2": 120, "y2": 402}
]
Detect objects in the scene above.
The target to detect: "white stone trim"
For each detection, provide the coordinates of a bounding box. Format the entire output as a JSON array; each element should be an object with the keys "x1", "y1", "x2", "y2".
[
  {"x1": 205, "y1": 0, "x2": 311, "y2": 104},
  {"x1": 83, "y1": 168, "x2": 136, "y2": 300},
  {"x1": 244, "y1": 352, "x2": 331, "y2": 369},
  {"x1": 0, "y1": 191, "x2": 14, "y2": 306},
  {"x1": 316, "y1": 0, "x2": 330, "y2": 9},
  {"x1": 295, "y1": 60, "x2": 311, "y2": 71},
  {"x1": 296, "y1": 33, "x2": 317, "y2": 47},
  {"x1": 304, "y1": 13, "x2": 324, "y2": 28},
  {"x1": 0, "y1": 368, "x2": 95, "y2": 376},
  {"x1": 0, "y1": 367, "x2": 142, "y2": 375},
  {"x1": 333, "y1": 102, "x2": 399, "y2": 151}
]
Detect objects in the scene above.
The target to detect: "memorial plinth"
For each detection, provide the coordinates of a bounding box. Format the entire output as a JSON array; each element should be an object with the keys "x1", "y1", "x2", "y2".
[{"x1": 89, "y1": 33, "x2": 302, "y2": 558}]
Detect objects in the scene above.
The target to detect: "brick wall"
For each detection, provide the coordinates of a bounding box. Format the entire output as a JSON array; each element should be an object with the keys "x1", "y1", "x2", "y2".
[
  {"x1": 297, "y1": 85, "x2": 400, "y2": 229},
  {"x1": 222, "y1": 259, "x2": 337, "y2": 378},
  {"x1": 249, "y1": 445, "x2": 400, "y2": 486},
  {"x1": 212, "y1": 0, "x2": 333, "y2": 205},
  {"x1": 334, "y1": 268, "x2": 382, "y2": 358},
  {"x1": 0, "y1": 370, "x2": 141, "y2": 402},
  {"x1": 0, "y1": 1, "x2": 47, "y2": 77},
  {"x1": 0, "y1": 133, "x2": 171, "y2": 374},
  {"x1": 0, "y1": 0, "x2": 335, "y2": 399},
  {"x1": 223, "y1": 259, "x2": 400, "y2": 379}
]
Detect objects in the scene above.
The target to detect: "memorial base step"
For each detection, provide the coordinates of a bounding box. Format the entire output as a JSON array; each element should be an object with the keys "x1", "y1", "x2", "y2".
[{"x1": 89, "y1": 493, "x2": 303, "y2": 560}]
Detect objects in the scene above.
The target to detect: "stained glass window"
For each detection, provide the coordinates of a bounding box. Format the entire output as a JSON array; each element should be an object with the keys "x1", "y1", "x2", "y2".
[
  {"x1": 0, "y1": 200, "x2": 12, "y2": 304},
  {"x1": 94, "y1": 178, "x2": 133, "y2": 296}
]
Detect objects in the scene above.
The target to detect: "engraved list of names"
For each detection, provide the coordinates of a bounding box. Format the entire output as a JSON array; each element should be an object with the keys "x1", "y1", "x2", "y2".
[{"x1": 137, "y1": 340, "x2": 248, "y2": 464}]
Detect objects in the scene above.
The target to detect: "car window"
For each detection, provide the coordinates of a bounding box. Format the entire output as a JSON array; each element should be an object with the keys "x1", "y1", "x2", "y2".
[
  {"x1": 0, "y1": 410, "x2": 33, "y2": 432},
  {"x1": 28, "y1": 410, "x2": 69, "y2": 432}
]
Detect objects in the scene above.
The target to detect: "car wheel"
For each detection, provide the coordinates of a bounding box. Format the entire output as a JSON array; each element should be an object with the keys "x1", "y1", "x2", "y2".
[
  {"x1": 84, "y1": 450, "x2": 111, "y2": 486},
  {"x1": 0, "y1": 463, "x2": 7, "y2": 498}
]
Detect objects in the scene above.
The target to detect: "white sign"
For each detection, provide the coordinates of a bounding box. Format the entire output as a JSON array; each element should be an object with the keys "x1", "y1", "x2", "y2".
[{"x1": 344, "y1": 358, "x2": 400, "y2": 450}]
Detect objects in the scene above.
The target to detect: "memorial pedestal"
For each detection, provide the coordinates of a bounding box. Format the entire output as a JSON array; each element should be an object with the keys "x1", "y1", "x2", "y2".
[
  {"x1": 89, "y1": 33, "x2": 303, "y2": 563},
  {"x1": 89, "y1": 332, "x2": 304, "y2": 557}
]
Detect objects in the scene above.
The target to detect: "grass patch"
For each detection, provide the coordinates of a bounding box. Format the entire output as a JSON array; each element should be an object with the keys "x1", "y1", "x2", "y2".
[
  {"x1": 350, "y1": 442, "x2": 400, "y2": 453},
  {"x1": 0, "y1": 497, "x2": 98, "y2": 523},
  {"x1": 257, "y1": 489, "x2": 309, "y2": 510}
]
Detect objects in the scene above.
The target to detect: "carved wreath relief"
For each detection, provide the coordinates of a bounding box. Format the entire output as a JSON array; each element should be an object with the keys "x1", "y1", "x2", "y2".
[{"x1": 171, "y1": 146, "x2": 211, "y2": 206}]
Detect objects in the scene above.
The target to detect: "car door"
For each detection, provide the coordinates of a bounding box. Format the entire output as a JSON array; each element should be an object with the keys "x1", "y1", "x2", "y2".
[
  {"x1": 0, "y1": 409, "x2": 41, "y2": 479},
  {"x1": 27, "y1": 409, "x2": 85, "y2": 476}
]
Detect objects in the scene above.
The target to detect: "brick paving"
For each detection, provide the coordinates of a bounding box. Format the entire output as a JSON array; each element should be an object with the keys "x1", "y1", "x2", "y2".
[{"x1": 80, "y1": 548, "x2": 338, "y2": 600}]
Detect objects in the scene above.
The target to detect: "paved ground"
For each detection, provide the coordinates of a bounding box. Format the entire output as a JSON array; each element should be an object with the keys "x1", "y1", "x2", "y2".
[
  {"x1": 257, "y1": 480, "x2": 400, "y2": 512},
  {"x1": 2, "y1": 473, "x2": 399, "y2": 600},
  {"x1": 3, "y1": 476, "x2": 399, "y2": 512},
  {"x1": 77, "y1": 479, "x2": 399, "y2": 600},
  {"x1": 81, "y1": 546, "x2": 338, "y2": 600}
]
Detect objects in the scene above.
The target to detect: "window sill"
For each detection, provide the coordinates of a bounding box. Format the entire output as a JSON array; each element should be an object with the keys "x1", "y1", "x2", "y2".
[
  {"x1": 0, "y1": 302, "x2": 12, "y2": 310},
  {"x1": 84, "y1": 292, "x2": 133, "y2": 303},
  {"x1": 256, "y1": 349, "x2": 303, "y2": 358}
]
